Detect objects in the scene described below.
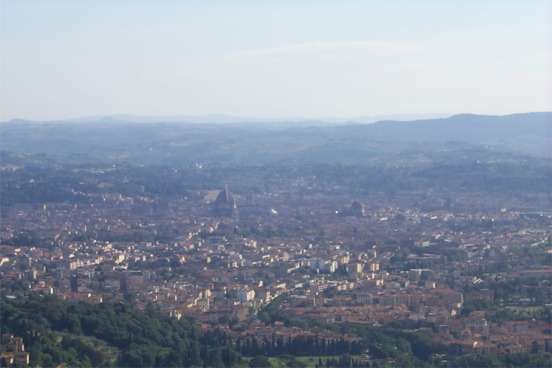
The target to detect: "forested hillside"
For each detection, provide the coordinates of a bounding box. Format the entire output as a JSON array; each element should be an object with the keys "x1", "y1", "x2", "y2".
[{"x1": 1, "y1": 295, "x2": 240, "y2": 367}]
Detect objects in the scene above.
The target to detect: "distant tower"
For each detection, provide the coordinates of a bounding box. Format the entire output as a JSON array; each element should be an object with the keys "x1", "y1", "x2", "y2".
[
  {"x1": 213, "y1": 185, "x2": 237, "y2": 217},
  {"x1": 370, "y1": 245, "x2": 377, "y2": 258}
]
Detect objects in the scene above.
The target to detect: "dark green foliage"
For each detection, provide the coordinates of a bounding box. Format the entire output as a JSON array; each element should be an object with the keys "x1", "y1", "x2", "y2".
[
  {"x1": 321, "y1": 354, "x2": 371, "y2": 368},
  {"x1": 236, "y1": 333, "x2": 363, "y2": 358},
  {"x1": 1, "y1": 294, "x2": 241, "y2": 367},
  {"x1": 249, "y1": 355, "x2": 272, "y2": 368},
  {"x1": 258, "y1": 292, "x2": 289, "y2": 324}
]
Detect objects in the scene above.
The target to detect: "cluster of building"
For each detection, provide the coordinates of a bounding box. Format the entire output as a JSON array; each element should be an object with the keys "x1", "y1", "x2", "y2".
[
  {"x1": 0, "y1": 334, "x2": 30, "y2": 367},
  {"x1": 1, "y1": 185, "x2": 551, "y2": 360}
]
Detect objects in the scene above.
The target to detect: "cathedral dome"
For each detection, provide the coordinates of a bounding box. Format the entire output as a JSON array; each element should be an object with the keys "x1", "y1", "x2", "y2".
[
  {"x1": 349, "y1": 200, "x2": 366, "y2": 217},
  {"x1": 215, "y1": 187, "x2": 236, "y2": 206},
  {"x1": 213, "y1": 185, "x2": 237, "y2": 216}
]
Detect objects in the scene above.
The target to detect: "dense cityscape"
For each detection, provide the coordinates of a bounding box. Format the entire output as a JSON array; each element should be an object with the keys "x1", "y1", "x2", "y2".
[
  {"x1": 2, "y1": 1, "x2": 551, "y2": 366},
  {"x1": 1, "y1": 117, "x2": 550, "y2": 367}
]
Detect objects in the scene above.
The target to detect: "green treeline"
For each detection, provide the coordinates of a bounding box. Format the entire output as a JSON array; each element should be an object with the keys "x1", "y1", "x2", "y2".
[
  {"x1": 236, "y1": 334, "x2": 363, "y2": 357},
  {"x1": 1, "y1": 295, "x2": 240, "y2": 367}
]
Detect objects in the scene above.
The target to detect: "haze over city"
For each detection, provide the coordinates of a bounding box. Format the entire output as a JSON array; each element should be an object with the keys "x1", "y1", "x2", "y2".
[
  {"x1": 1, "y1": 2, "x2": 552, "y2": 368},
  {"x1": 1, "y1": 0, "x2": 551, "y2": 122}
]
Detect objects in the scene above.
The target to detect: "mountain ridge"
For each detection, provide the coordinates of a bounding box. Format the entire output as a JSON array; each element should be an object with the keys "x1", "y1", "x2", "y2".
[
  {"x1": 4, "y1": 113, "x2": 455, "y2": 125},
  {"x1": 1, "y1": 112, "x2": 549, "y2": 165}
]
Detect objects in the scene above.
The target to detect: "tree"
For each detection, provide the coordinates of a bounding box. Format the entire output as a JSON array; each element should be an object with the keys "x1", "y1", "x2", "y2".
[{"x1": 249, "y1": 355, "x2": 271, "y2": 368}]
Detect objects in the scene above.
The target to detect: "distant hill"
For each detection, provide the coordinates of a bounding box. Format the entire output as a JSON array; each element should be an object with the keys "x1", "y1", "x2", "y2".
[
  {"x1": 342, "y1": 112, "x2": 550, "y2": 142},
  {"x1": 326, "y1": 112, "x2": 551, "y2": 156},
  {"x1": 4, "y1": 113, "x2": 450, "y2": 125},
  {"x1": 0, "y1": 112, "x2": 549, "y2": 166}
]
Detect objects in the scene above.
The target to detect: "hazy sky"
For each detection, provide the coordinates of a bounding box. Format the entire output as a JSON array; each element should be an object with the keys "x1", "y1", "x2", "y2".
[{"x1": 1, "y1": 0, "x2": 551, "y2": 121}]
